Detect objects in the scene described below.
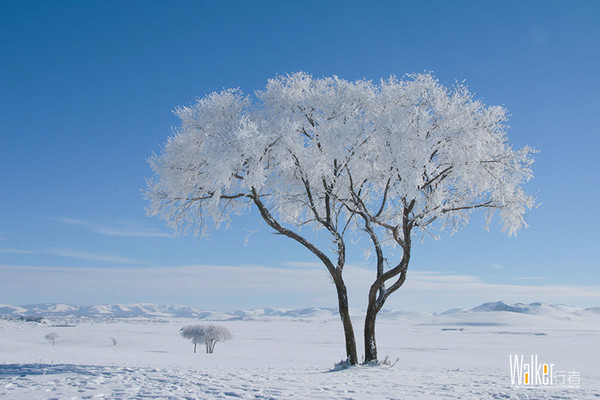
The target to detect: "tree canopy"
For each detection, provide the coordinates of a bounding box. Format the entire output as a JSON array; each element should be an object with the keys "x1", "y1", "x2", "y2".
[{"x1": 147, "y1": 72, "x2": 534, "y2": 242}]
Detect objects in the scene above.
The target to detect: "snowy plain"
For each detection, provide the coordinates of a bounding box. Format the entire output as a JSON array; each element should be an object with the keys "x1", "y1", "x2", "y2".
[{"x1": 1, "y1": 302, "x2": 599, "y2": 399}]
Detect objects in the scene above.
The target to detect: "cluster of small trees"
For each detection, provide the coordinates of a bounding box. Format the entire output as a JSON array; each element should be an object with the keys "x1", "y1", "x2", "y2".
[
  {"x1": 181, "y1": 324, "x2": 232, "y2": 353},
  {"x1": 147, "y1": 72, "x2": 535, "y2": 364}
]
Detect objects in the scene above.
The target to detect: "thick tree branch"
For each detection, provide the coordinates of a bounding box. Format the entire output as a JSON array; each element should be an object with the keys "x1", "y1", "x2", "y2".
[
  {"x1": 374, "y1": 178, "x2": 391, "y2": 219},
  {"x1": 442, "y1": 200, "x2": 496, "y2": 213},
  {"x1": 161, "y1": 192, "x2": 249, "y2": 203},
  {"x1": 361, "y1": 213, "x2": 385, "y2": 298},
  {"x1": 420, "y1": 165, "x2": 453, "y2": 191},
  {"x1": 251, "y1": 188, "x2": 338, "y2": 277}
]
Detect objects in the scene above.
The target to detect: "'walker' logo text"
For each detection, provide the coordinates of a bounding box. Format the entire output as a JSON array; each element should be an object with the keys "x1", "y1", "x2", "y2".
[{"x1": 509, "y1": 355, "x2": 580, "y2": 388}]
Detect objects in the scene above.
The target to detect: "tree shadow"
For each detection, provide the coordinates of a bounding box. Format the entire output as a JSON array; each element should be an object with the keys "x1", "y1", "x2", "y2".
[{"x1": 0, "y1": 364, "x2": 113, "y2": 377}]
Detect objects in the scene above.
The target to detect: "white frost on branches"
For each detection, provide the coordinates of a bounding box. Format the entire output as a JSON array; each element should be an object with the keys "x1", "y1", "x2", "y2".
[{"x1": 146, "y1": 72, "x2": 535, "y2": 245}]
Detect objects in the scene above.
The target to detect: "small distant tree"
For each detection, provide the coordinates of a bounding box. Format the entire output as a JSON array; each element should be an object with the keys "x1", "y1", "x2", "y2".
[
  {"x1": 202, "y1": 325, "x2": 233, "y2": 353},
  {"x1": 181, "y1": 325, "x2": 203, "y2": 353},
  {"x1": 181, "y1": 324, "x2": 232, "y2": 354},
  {"x1": 45, "y1": 332, "x2": 58, "y2": 346},
  {"x1": 111, "y1": 337, "x2": 118, "y2": 346}
]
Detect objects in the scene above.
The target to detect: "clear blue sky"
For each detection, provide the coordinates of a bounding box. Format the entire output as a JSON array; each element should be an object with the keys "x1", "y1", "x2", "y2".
[{"x1": 1, "y1": 1, "x2": 599, "y2": 311}]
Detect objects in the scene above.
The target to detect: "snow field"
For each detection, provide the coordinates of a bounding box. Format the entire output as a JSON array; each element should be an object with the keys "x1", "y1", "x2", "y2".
[{"x1": 1, "y1": 312, "x2": 599, "y2": 399}]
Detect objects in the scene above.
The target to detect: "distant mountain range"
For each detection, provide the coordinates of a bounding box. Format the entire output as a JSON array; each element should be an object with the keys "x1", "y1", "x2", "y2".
[
  {"x1": 0, "y1": 301, "x2": 598, "y2": 320},
  {"x1": 0, "y1": 303, "x2": 341, "y2": 320}
]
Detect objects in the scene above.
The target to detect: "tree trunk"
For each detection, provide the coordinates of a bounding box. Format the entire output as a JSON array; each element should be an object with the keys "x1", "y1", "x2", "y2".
[
  {"x1": 251, "y1": 191, "x2": 358, "y2": 365},
  {"x1": 194, "y1": 342, "x2": 197, "y2": 353},
  {"x1": 364, "y1": 307, "x2": 378, "y2": 363},
  {"x1": 333, "y1": 272, "x2": 358, "y2": 365},
  {"x1": 206, "y1": 340, "x2": 215, "y2": 353}
]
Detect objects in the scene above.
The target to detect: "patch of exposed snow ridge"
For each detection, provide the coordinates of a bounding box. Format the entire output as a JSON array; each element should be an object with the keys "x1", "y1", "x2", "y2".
[{"x1": 470, "y1": 301, "x2": 529, "y2": 313}]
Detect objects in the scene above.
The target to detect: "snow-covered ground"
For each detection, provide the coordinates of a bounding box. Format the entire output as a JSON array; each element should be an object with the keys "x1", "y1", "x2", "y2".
[{"x1": 1, "y1": 302, "x2": 599, "y2": 399}]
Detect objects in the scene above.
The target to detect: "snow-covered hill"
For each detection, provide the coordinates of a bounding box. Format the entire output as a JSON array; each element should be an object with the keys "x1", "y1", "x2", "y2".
[
  {"x1": 0, "y1": 303, "x2": 341, "y2": 320},
  {"x1": 0, "y1": 301, "x2": 598, "y2": 320},
  {"x1": 443, "y1": 301, "x2": 600, "y2": 317}
]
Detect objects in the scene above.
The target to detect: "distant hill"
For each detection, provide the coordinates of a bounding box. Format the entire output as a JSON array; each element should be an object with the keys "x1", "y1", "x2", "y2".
[
  {"x1": 0, "y1": 303, "x2": 341, "y2": 320},
  {"x1": 443, "y1": 301, "x2": 599, "y2": 317},
  {"x1": 0, "y1": 301, "x2": 597, "y2": 320}
]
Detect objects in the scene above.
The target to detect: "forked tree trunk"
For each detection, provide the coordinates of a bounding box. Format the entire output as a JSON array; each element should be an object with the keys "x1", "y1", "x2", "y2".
[
  {"x1": 206, "y1": 339, "x2": 216, "y2": 353},
  {"x1": 362, "y1": 210, "x2": 413, "y2": 364},
  {"x1": 363, "y1": 258, "x2": 410, "y2": 364}
]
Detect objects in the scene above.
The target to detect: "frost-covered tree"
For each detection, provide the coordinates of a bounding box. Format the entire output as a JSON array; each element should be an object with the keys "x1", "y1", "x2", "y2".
[
  {"x1": 181, "y1": 325, "x2": 203, "y2": 353},
  {"x1": 202, "y1": 325, "x2": 232, "y2": 353},
  {"x1": 45, "y1": 332, "x2": 58, "y2": 346},
  {"x1": 181, "y1": 324, "x2": 232, "y2": 353},
  {"x1": 147, "y1": 72, "x2": 535, "y2": 364}
]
